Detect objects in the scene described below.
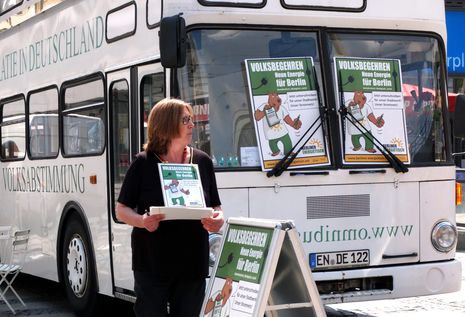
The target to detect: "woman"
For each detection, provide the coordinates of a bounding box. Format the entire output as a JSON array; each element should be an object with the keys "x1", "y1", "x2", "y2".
[{"x1": 116, "y1": 98, "x2": 224, "y2": 317}]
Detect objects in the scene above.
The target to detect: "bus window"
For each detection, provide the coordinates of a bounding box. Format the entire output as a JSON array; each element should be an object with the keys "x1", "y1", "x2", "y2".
[
  {"x1": 62, "y1": 77, "x2": 105, "y2": 156},
  {"x1": 28, "y1": 88, "x2": 59, "y2": 159},
  {"x1": 327, "y1": 32, "x2": 447, "y2": 164},
  {"x1": 111, "y1": 80, "x2": 130, "y2": 185},
  {"x1": 0, "y1": 0, "x2": 21, "y2": 15},
  {"x1": 1, "y1": 98, "x2": 25, "y2": 160},
  {"x1": 141, "y1": 73, "x2": 164, "y2": 145},
  {"x1": 178, "y1": 30, "x2": 322, "y2": 168}
]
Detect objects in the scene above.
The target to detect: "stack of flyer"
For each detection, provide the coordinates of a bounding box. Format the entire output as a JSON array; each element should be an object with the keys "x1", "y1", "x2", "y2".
[{"x1": 150, "y1": 163, "x2": 213, "y2": 220}]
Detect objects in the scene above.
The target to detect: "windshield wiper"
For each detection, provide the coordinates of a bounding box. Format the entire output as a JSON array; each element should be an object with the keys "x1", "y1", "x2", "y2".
[
  {"x1": 267, "y1": 66, "x2": 328, "y2": 177},
  {"x1": 337, "y1": 70, "x2": 408, "y2": 173}
]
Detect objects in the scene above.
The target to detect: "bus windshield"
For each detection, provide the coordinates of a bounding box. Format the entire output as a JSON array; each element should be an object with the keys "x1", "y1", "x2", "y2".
[{"x1": 178, "y1": 29, "x2": 448, "y2": 168}]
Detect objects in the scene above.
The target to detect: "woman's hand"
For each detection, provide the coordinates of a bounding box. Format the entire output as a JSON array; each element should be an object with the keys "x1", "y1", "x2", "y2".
[
  {"x1": 142, "y1": 213, "x2": 166, "y2": 232},
  {"x1": 201, "y1": 209, "x2": 224, "y2": 232}
]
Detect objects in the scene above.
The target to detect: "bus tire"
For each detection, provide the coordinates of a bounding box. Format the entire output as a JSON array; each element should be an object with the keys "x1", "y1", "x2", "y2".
[{"x1": 62, "y1": 215, "x2": 97, "y2": 316}]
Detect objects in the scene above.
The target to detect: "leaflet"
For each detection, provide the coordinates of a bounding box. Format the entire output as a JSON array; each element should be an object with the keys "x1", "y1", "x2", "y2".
[
  {"x1": 158, "y1": 163, "x2": 206, "y2": 208},
  {"x1": 149, "y1": 206, "x2": 213, "y2": 220},
  {"x1": 151, "y1": 163, "x2": 211, "y2": 220}
]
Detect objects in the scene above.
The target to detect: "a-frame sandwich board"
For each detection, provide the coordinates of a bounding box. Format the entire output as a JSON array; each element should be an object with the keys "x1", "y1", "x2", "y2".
[{"x1": 201, "y1": 217, "x2": 326, "y2": 317}]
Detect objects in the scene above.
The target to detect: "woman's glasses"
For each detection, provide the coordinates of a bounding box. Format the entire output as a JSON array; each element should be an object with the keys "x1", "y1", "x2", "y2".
[{"x1": 181, "y1": 115, "x2": 193, "y2": 125}]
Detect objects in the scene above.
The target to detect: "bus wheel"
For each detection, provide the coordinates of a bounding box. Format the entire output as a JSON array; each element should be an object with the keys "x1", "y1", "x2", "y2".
[
  {"x1": 209, "y1": 232, "x2": 223, "y2": 267},
  {"x1": 62, "y1": 216, "x2": 97, "y2": 316}
]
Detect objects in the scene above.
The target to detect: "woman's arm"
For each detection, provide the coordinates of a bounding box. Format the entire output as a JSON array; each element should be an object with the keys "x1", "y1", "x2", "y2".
[
  {"x1": 116, "y1": 202, "x2": 165, "y2": 232},
  {"x1": 201, "y1": 206, "x2": 224, "y2": 232}
]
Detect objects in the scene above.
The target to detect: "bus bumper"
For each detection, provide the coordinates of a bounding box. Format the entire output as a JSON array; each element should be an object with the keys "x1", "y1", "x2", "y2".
[{"x1": 314, "y1": 259, "x2": 462, "y2": 304}]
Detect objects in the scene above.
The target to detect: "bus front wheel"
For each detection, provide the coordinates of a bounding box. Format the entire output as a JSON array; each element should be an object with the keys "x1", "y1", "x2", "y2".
[{"x1": 62, "y1": 216, "x2": 97, "y2": 316}]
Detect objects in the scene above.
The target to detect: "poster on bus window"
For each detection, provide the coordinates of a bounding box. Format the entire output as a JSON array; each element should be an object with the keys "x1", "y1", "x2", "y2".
[
  {"x1": 334, "y1": 57, "x2": 410, "y2": 164},
  {"x1": 244, "y1": 56, "x2": 330, "y2": 171}
]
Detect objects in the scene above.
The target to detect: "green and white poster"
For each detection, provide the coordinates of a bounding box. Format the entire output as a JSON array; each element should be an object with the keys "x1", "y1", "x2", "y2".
[
  {"x1": 244, "y1": 57, "x2": 330, "y2": 171},
  {"x1": 334, "y1": 57, "x2": 410, "y2": 164},
  {"x1": 203, "y1": 224, "x2": 273, "y2": 317},
  {"x1": 158, "y1": 163, "x2": 206, "y2": 208}
]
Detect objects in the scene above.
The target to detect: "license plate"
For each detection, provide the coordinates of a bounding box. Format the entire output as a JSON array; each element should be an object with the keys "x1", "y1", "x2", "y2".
[{"x1": 309, "y1": 249, "x2": 370, "y2": 270}]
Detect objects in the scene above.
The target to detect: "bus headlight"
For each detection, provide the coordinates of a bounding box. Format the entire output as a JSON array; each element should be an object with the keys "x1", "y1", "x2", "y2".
[
  {"x1": 208, "y1": 232, "x2": 223, "y2": 267},
  {"x1": 431, "y1": 221, "x2": 457, "y2": 252}
]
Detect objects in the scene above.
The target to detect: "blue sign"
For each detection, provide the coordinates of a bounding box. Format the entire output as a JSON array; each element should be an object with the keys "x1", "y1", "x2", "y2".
[{"x1": 446, "y1": 11, "x2": 465, "y2": 74}]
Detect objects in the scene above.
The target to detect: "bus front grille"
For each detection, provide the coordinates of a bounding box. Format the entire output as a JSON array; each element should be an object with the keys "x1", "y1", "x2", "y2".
[{"x1": 307, "y1": 194, "x2": 370, "y2": 219}]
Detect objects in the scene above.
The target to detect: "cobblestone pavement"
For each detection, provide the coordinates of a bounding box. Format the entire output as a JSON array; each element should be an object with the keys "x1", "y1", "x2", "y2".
[
  {"x1": 0, "y1": 274, "x2": 134, "y2": 316},
  {"x1": 0, "y1": 274, "x2": 74, "y2": 316},
  {"x1": 327, "y1": 252, "x2": 465, "y2": 317}
]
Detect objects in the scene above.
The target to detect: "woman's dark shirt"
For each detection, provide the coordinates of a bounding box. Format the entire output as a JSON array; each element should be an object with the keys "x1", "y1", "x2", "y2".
[{"x1": 117, "y1": 148, "x2": 221, "y2": 279}]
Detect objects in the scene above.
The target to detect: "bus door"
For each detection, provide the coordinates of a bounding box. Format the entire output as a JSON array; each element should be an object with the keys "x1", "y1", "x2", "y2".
[
  {"x1": 108, "y1": 63, "x2": 165, "y2": 295},
  {"x1": 107, "y1": 68, "x2": 135, "y2": 294}
]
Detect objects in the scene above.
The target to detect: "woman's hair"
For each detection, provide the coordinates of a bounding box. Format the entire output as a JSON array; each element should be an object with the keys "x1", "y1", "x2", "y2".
[{"x1": 144, "y1": 98, "x2": 193, "y2": 154}]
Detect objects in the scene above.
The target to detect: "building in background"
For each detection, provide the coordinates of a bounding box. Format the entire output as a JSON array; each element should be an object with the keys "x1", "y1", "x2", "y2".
[
  {"x1": 446, "y1": 1, "x2": 465, "y2": 93},
  {"x1": 445, "y1": 1, "x2": 465, "y2": 221}
]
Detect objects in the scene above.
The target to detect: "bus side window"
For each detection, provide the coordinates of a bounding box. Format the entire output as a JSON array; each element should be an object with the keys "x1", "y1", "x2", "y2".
[
  {"x1": 62, "y1": 75, "x2": 105, "y2": 157},
  {"x1": 110, "y1": 80, "x2": 130, "y2": 181},
  {"x1": 141, "y1": 73, "x2": 164, "y2": 146},
  {"x1": 1, "y1": 97, "x2": 26, "y2": 160},
  {"x1": 28, "y1": 88, "x2": 59, "y2": 159}
]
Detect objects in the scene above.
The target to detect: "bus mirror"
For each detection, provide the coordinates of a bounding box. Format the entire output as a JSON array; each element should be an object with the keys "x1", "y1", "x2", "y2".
[
  {"x1": 159, "y1": 14, "x2": 186, "y2": 68},
  {"x1": 454, "y1": 94, "x2": 465, "y2": 138}
]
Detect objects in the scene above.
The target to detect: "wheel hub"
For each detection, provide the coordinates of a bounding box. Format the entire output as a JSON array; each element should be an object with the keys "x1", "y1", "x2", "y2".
[{"x1": 66, "y1": 234, "x2": 88, "y2": 298}]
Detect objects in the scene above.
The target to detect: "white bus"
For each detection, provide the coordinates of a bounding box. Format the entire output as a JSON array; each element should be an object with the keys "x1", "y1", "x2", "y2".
[{"x1": 0, "y1": 0, "x2": 461, "y2": 315}]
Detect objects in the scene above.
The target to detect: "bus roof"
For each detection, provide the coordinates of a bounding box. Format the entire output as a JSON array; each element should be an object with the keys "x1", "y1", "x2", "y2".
[{"x1": 0, "y1": 0, "x2": 446, "y2": 97}]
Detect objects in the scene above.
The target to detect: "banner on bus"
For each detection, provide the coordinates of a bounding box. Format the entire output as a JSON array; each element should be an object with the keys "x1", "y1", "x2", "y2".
[
  {"x1": 334, "y1": 56, "x2": 410, "y2": 164},
  {"x1": 244, "y1": 56, "x2": 330, "y2": 171}
]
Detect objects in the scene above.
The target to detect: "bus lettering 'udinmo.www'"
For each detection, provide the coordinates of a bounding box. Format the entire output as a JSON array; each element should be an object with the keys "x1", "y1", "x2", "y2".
[{"x1": 301, "y1": 224, "x2": 414, "y2": 243}]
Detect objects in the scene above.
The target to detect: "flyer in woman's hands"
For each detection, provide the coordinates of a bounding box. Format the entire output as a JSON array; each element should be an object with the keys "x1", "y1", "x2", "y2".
[{"x1": 150, "y1": 163, "x2": 213, "y2": 220}]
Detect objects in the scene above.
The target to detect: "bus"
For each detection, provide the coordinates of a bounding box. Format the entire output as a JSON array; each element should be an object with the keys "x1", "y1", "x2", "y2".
[{"x1": 0, "y1": 0, "x2": 461, "y2": 315}]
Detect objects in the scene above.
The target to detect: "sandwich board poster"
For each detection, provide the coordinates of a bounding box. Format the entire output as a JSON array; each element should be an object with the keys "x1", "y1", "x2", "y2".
[
  {"x1": 334, "y1": 56, "x2": 410, "y2": 164},
  {"x1": 158, "y1": 163, "x2": 206, "y2": 208},
  {"x1": 244, "y1": 56, "x2": 330, "y2": 171},
  {"x1": 203, "y1": 224, "x2": 274, "y2": 317}
]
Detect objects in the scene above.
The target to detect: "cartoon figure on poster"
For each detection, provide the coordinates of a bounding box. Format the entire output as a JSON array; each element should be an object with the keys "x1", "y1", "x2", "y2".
[
  {"x1": 204, "y1": 277, "x2": 233, "y2": 317},
  {"x1": 347, "y1": 90, "x2": 385, "y2": 153},
  {"x1": 163, "y1": 179, "x2": 190, "y2": 206},
  {"x1": 254, "y1": 92, "x2": 302, "y2": 156}
]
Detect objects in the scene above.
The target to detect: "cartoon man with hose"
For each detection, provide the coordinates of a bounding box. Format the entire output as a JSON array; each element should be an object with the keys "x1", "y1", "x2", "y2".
[
  {"x1": 204, "y1": 277, "x2": 233, "y2": 317},
  {"x1": 347, "y1": 90, "x2": 385, "y2": 153},
  {"x1": 163, "y1": 179, "x2": 190, "y2": 206},
  {"x1": 254, "y1": 92, "x2": 302, "y2": 156}
]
